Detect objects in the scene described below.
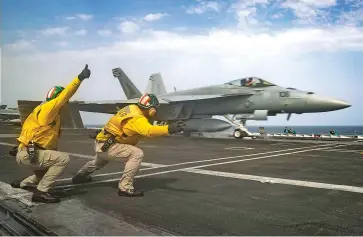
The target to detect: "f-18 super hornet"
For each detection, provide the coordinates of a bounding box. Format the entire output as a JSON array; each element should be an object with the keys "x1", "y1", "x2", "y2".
[
  {"x1": 73, "y1": 68, "x2": 350, "y2": 137},
  {"x1": 16, "y1": 68, "x2": 351, "y2": 137}
]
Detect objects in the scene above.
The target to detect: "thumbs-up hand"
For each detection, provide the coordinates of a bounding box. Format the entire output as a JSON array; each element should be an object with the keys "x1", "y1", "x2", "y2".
[{"x1": 78, "y1": 64, "x2": 91, "y2": 81}]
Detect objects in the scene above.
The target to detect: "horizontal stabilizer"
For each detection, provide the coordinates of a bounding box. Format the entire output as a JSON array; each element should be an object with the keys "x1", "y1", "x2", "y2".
[
  {"x1": 59, "y1": 103, "x2": 84, "y2": 129},
  {"x1": 17, "y1": 100, "x2": 84, "y2": 129},
  {"x1": 17, "y1": 100, "x2": 42, "y2": 124},
  {"x1": 0, "y1": 105, "x2": 7, "y2": 110}
]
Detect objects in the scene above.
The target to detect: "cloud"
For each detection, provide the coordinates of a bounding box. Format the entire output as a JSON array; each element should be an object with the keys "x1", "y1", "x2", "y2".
[
  {"x1": 2, "y1": 25, "x2": 362, "y2": 125},
  {"x1": 118, "y1": 21, "x2": 140, "y2": 34},
  {"x1": 345, "y1": 0, "x2": 363, "y2": 8},
  {"x1": 231, "y1": 0, "x2": 274, "y2": 29},
  {"x1": 281, "y1": 0, "x2": 337, "y2": 24},
  {"x1": 186, "y1": 1, "x2": 221, "y2": 14},
  {"x1": 271, "y1": 13, "x2": 284, "y2": 19},
  {"x1": 3, "y1": 40, "x2": 35, "y2": 51},
  {"x1": 65, "y1": 16, "x2": 77, "y2": 20},
  {"x1": 54, "y1": 41, "x2": 69, "y2": 47},
  {"x1": 66, "y1": 14, "x2": 93, "y2": 21},
  {"x1": 298, "y1": 0, "x2": 336, "y2": 8},
  {"x1": 143, "y1": 13, "x2": 169, "y2": 21},
  {"x1": 236, "y1": 7, "x2": 259, "y2": 28},
  {"x1": 338, "y1": 8, "x2": 363, "y2": 26},
  {"x1": 74, "y1": 29, "x2": 87, "y2": 36},
  {"x1": 232, "y1": 0, "x2": 272, "y2": 9},
  {"x1": 40, "y1": 27, "x2": 68, "y2": 36},
  {"x1": 98, "y1": 29, "x2": 112, "y2": 36},
  {"x1": 174, "y1": 27, "x2": 188, "y2": 31}
]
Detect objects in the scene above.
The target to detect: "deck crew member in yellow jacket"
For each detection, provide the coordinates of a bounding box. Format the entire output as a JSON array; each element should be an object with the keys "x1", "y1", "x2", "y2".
[
  {"x1": 11, "y1": 64, "x2": 91, "y2": 203},
  {"x1": 72, "y1": 93, "x2": 185, "y2": 197}
]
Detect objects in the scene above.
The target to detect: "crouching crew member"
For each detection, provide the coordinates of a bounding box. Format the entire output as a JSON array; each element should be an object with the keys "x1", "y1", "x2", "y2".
[
  {"x1": 72, "y1": 93, "x2": 185, "y2": 197},
  {"x1": 10, "y1": 65, "x2": 91, "y2": 203}
]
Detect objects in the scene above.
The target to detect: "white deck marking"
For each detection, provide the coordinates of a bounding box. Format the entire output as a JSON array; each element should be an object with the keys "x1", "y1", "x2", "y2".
[
  {"x1": 0, "y1": 142, "x2": 18, "y2": 146},
  {"x1": 56, "y1": 144, "x2": 337, "y2": 180},
  {"x1": 0, "y1": 134, "x2": 18, "y2": 138},
  {"x1": 56, "y1": 162, "x2": 168, "y2": 182},
  {"x1": 55, "y1": 144, "x2": 347, "y2": 189},
  {"x1": 185, "y1": 169, "x2": 363, "y2": 194},
  {"x1": 321, "y1": 149, "x2": 361, "y2": 154},
  {"x1": 270, "y1": 143, "x2": 292, "y2": 146},
  {"x1": 1, "y1": 141, "x2": 351, "y2": 193},
  {"x1": 1, "y1": 141, "x2": 335, "y2": 175},
  {"x1": 0, "y1": 181, "x2": 41, "y2": 207},
  {"x1": 224, "y1": 147, "x2": 254, "y2": 150}
]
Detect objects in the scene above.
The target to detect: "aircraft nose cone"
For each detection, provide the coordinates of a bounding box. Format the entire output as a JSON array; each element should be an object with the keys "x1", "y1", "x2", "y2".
[{"x1": 306, "y1": 95, "x2": 351, "y2": 112}]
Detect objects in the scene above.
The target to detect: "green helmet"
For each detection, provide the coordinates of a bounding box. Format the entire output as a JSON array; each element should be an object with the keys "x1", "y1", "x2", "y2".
[
  {"x1": 137, "y1": 93, "x2": 160, "y2": 109},
  {"x1": 46, "y1": 86, "x2": 64, "y2": 101}
]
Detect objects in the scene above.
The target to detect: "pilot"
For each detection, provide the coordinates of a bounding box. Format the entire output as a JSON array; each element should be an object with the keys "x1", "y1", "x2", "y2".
[
  {"x1": 72, "y1": 93, "x2": 185, "y2": 197},
  {"x1": 246, "y1": 78, "x2": 254, "y2": 87},
  {"x1": 10, "y1": 64, "x2": 91, "y2": 203}
]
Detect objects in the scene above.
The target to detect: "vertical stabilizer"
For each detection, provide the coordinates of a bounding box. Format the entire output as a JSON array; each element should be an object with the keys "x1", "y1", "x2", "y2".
[
  {"x1": 144, "y1": 73, "x2": 167, "y2": 95},
  {"x1": 112, "y1": 68, "x2": 142, "y2": 99}
]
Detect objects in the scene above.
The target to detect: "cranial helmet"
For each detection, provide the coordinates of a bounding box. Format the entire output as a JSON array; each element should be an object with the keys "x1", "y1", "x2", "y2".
[
  {"x1": 46, "y1": 86, "x2": 65, "y2": 101},
  {"x1": 137, "y1": 93, "x2": 160, "y2": 110}
]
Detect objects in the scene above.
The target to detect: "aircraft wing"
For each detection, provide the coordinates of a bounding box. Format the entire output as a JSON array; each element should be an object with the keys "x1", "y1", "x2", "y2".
[
  {"x1": 0, "y1": 112, "x2": 20, "y2": 120},
  {"x1": 76, "y1": 99, "x2": 170, "y2": 114},
  {"x1": 17, "y1": 100, "x2": 84, "y2": 128},
  {"x1": 162, "y1": 92, "x2": 255, "y2": 102}
]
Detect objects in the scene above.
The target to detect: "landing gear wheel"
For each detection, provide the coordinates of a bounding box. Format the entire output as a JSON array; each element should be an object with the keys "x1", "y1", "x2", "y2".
[{"x1": 233, "y1": 129, "x2": 242, "y2": 139}]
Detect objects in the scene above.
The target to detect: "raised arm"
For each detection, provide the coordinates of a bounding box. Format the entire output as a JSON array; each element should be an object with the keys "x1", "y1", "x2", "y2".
[{"x1": 38, "y1": 64, "x2": 91, "y2": 125}]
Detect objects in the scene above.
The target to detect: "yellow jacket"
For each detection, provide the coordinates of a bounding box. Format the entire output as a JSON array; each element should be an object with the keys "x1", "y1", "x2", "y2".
[
  {"x1": 17, "y1": 77, "x2": 82, "y2": 150},
  {"x1": 96, "y1": 104, "x2": 169, "y2": 145}
]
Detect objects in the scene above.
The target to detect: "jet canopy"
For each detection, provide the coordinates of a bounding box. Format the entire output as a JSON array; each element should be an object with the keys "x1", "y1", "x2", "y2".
[{"x1": 225, "y1": 77, "x2": 276, "y2": 88}]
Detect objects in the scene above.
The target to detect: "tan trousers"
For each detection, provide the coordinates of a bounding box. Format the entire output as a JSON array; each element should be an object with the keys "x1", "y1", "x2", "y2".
[
  {"x1": 16, "y1": 148, "x2": 70, "y2": 192},
  {"x1": 75, "y1": 141, "x2": 144, "y2": 192}
]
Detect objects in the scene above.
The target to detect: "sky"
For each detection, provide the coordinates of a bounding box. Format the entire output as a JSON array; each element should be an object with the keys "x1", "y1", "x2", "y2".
[{"x1": 1, "y1": 0, "x2": 363, "y2": 126}]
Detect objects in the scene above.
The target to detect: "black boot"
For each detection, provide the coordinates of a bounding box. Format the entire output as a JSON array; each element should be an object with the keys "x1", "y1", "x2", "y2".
[
  {"x1": 10, "y1": 179, "x2": 36, "y2": 192},
  {"x1": 72, "y1": 175, "x2": 92, "y2": 184},
  {"x1": 118, "y1": 189, "x2": 144, "y2": 197},
  {"x1": 32, "y1": 190, "x2": 60, "y2": 203},
  {"x1": 10, "y1": 179, "x2": 23, "y2": 188}
]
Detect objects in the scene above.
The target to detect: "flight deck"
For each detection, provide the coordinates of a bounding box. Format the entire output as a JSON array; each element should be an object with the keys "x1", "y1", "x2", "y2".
[{"x1": 0, "y1": 124, "x2": 362, "y2": 235}]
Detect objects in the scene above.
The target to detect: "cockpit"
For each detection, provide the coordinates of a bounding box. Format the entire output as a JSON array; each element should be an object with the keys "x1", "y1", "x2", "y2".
[{"x1": 225, "y1": 77, "x2": 276, "y2": 88}]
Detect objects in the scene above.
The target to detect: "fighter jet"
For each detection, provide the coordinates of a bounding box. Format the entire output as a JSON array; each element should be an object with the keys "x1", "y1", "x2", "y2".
[
  {"x1": 15, "y1": 68, "x2": 351, "y2": 137},
  {"x1": 72, "y1": 68, "x2": 351, "y2": 137}
]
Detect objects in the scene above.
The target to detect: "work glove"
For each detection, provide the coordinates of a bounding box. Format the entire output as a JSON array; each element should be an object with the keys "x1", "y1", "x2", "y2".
[
  {"x1": 78, "y1": 64, "x2": 91, "y2": 81},
  {"x1": 168, "y1": 120, "x2": 185, "y2": 134}
]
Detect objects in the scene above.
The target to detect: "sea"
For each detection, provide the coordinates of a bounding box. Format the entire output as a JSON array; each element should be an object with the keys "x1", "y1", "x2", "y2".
[{"x1": 85, "y1": 125, "x2": 363, "y2": 136}]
